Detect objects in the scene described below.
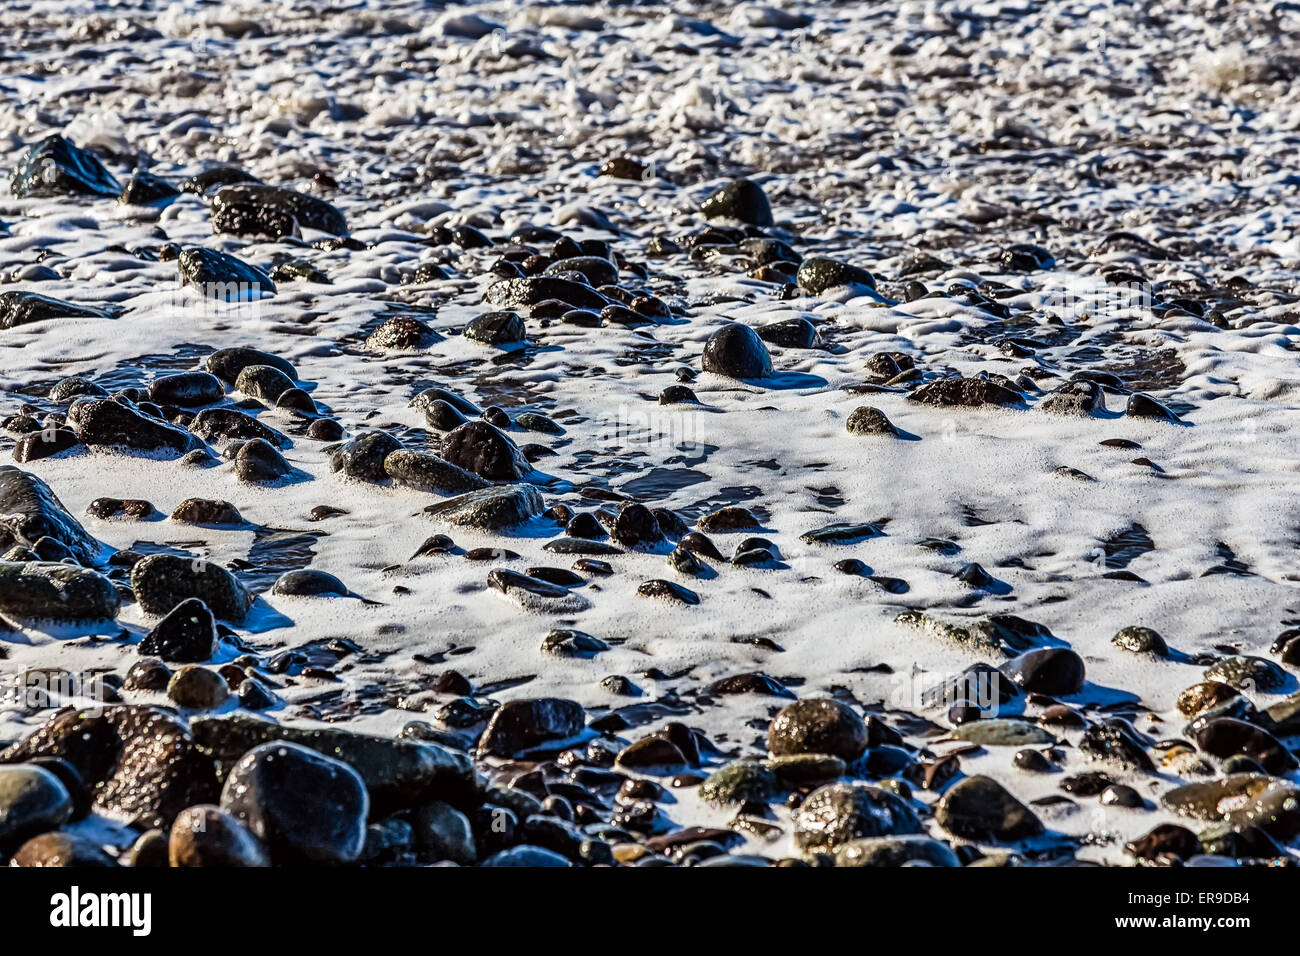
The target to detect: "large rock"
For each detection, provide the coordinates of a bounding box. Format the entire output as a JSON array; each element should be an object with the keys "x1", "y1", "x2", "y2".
[
  {"x1": 138, "y1": 598, "x2": 217, "y2": 663},
  {"x1": 204, "y1": 346, "x2": 296, "y2": 385},
  {"x1": 0, "y1": 705, "x2": 218, "y2": 829},
  {"x1": 483, "y1": 276, "x2": 608, "y2": 311},
  {"x1": 10, "y1": 134, "x2": 120, "y2": 198},
  {"x1": 701, "y1": 323, "x2": 773, "y2": 379},
  {"x1": 384, "y1": 449, "x2": 490, "y2": 493},
  {"x1": 768, "y1": 698, "x2": 871, "y2": 761},
  {"x1": 0, "y1": 765, "x2": 72, "y2": 852},
  {"x1": 0, "y1": 562, "x2": 120, "y2": 622},
  {"x1": 189, "y1": 407, "x2": 286, "y2": 448},
  {"x1": 0, "y1": 466, "x2": 103, "y2": 563},
  {"x1": 330, "y1": 430, "x2": 403, "y2": 482},
  {"x1": 422, "y1": 483, "x2": 545, "y2": 530},
  {"x1": 178, "y1": 247, "x2": 276, "y2": 299},
  {"x1": 999, "y1": 647, "x2": 1086, "y2": 696},
  {"x1": 935, "y1": 775, "x2": 1044, "y2": 842},
  {"x1": 67, "y1": 397, "x2": 200, "y2": 456},
  {"x1": 793, "y1": 782, "x2": 923, "y2": 851},
  {"x1": 439, "y1": 421, "x2": 529, "y2": 480},
  {"x1": 0, "y1": 291, "x2": 113, "y2": 330},
  {"x1": 191, "y1": 714, "x2": 478, "y2": 813},
  {"x1": 129, "y1": 553, "x2": 254, "y2": 621},
  {"x1": 220, "y1": 741, "x2": 367, "y2": 864},
  {"x1": 478, "y1": 698, "x2": 585, "y2": 757},
  {"x1": 169, "y1": 805, "x2": 270, "y2": 867},
  {"x1": 700, "y1": 179, "x2": 773, "y2": 226},
  {"x1": 211, "y1": 184, "x2": 347, "y2": 237}
]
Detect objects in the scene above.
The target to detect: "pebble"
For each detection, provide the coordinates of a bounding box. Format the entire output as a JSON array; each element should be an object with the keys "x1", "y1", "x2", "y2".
[
  {"x1": 793, "y1": 782, "x2": 923, "y2": 851},
  {"x1": 167, "y1": 665, "x2": 230, "y2": 709},
  {"x1": 170, "y1": 804, "x2": 270, "y2": 867},
  {"x1": 272, "y1": 569, "x2": 348, "y2": 597},
  {"x1": 845, "y1": 405, "x2": 900, "y2": 436},
  {"x1": 699, "y1": 179, "x2": 773, "y2": 226},
  {"x1": 0, "y1": 765, "x2": 72, "y2": 853},
  {"x1": 478, "y1": 698, "x2": 585, "y2": 757},
  {"x1": 423, "y1": 483, "x2": 544, "y2": 530}
]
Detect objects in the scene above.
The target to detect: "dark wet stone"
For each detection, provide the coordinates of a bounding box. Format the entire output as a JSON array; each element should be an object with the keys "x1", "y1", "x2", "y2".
[
  {"x1": 936, "y1": 775, "x2": 1043, "y2": 842},
  {"x1": 542, "y1": 627, "x2": 608, "y2": 657},
  {"x1": 701, "y1": 323, "x2": 773, "y2": 379},
  {"x1": 123, "y1": 660, "x2": 172, "y2": 692},
  {"x1": 169, "y1": 805, "x2": 269, "y2": 867},
  {"x1": 1112, "y1": 625, "x2": 1169, "y2": 657},
  {"x1": 1079, "y1": 720, "x2": 1155, "y2": 772},
  {"x1": 67, "y1": 396, "x2": 199, "y2": 455},
  {"x1": 178, "y1": 247, "x2": 275, "y2": 298},
  {"x1": 545, "y1": 256, "x2": 618, "y2": 286},
  {"x1": 234, "y1": 365, "x2": 296, "y2": 406},
  {"x1": 167, "y1": 665, "x2": 230, "y2": 709},
  {"x1": 756, "y1": 317, "x2": 818, "y2": 348},
  {"x1": 10, "y1": 134, "x2": 120, "y2": 198},
  {"x1": 439, "y1": 421, "x2": 529, "y2": 480},
  {"x1": 276, "y1": 387, "x2": 316, "y2": 414},
  {"x1": 1013, "y1": 749, "x2": 1053, "y2": 772},
  {"x1": 0, "y1": 562, "x2": 119, "y2": 621},
  {"x1": 86, "y1": 497, "x2": 153, "y2": 520},
  {"x1": 1192, "y1": 717, "x2": 1298, "y2": 775},
  {"x1": 796, "y1": 257, "x2": 876, "y2": 295},
  {"x1": 616, "y1": 736, "x2": 688, "y2": 773},
  {"x1": 269, "y1": 257, "x2": 330, "y2": 285},
  {"x1": 365, "y1": 314, "x2": 439, "y2": 351},
  {"x1": 182, "y1": 166, "x2": 260, "y2": 195},
  {"x1": 1100, "y1": 784, "x2": 1144, "y2": 808},
  {"x1": 1126, "y1": 392, "x2": 1182, "y2": 422},
  {"x1": 798, "y1": 521, "x2": 880, "y2": 545},
  {"x1": 385, "y1": 449, "x2": 489, "y2": 493},
  {"x1": 794, "y1": 782, "x2": 922, "y2": 851},
  {"x1": 544, "y1": 537, "x2": 622, "y2": 555},
  {"x1": 1038, "y1": 380, "x2": 1104, "y2": 416},
  {"x1": 700, "y1": 179, "x2": 773, "y2": 226},
  {"x1": 484, "y1": 276, "x2": 607, "y2": 311},
  {"x1": 130, "y1": 553, "x2": 254, "y2": 621},
  {"x1": 220, "y1": 741, "x2": 366, "y2": 864},
  {"x1": 1204, "y1": 656, "x2": 1287, "y2": 692},
  {"x1": 330, "y1": 430, "x2": 403, "y2": 482},
  {"x1": 204, "y1": 347, "x2": 296, "y2": 385},
  {"x1": 234, "y1": 438, "x2": 292, "y2": 483},
  {"x1": 238, "y1": 678, "x2": 277, "y2": 711},
  {"x1": 483, "y1": 845, "x2": 572, "y2": 867},
  {"x1": 679, "y1": 531, "x2": 724, "y2": 560},
  {"x1": 565, "y1": 512, "x2": 604, "y2": 539},
  {"x1": 423, "y1": 483, "x2": 544, "y2": 530},
  {"x1": 171, "y1": 497, "x2": 243, "y2": 525},
  {"x1": 768, "y1": 698, "x2": 870, "y2": 760},
  {"x1": 49, "y1": 377, "x2": 109, "y2": 403},
  {"x1": 611, "y1": 503, "x2": 664, "y2": 549},
  {"x1": 465, "y1": 310, "x2": 526, "y2": 345},
  {"x1": 423, "y1": 400, "x2": 471, "y2": 432},
  {"x1": 189, "y1": 407, "x2": 286, "y2": 448},
  {"x1": 192, "y1": 713, "x2": 476, "y2": 813},
  {"x1": 478, "y1": 698, "x2": 585, "y2": 757},
  {"x1": 139, "y1": 597, "x2": 217, "y2": 663},
  {"x1": 0, "y1": 765, "x2": 72, "y2": 853},
  {"x1": 119, "y1": 171, "x2": 179, "y2": 206},
  {"x1": 10, "y1": 832, "x2": 118, "y2": 867},
  {"x1": 272, "y1": 569, "x2": 347, "y2": 597},
  {"x1": 951, "y1": 719, "x2": 1054, "y2": 746},
  {"x1": 710, "y1": 673, "x2": 790, "y2": 696},
  {"x1": 845, "y1": 406, "x2": 899, "y2": 436},
  {"x1": 515, "y1": 412, "x2": 560, "y2": 434},
  {"x1": 908, "y1": 377, "x2": 1022, "y2": 408},
  {"x1": 212, "y1": 184, "x2": 346, "y2": 236},
  {"x1": 895, "y1": 611, "x2": 1051, "y2": 656},
  {"x1": 12, "y1": 427, "x2": 82, "y2": 462},
  {"x1": 659, "y1": 384, "x2": 699, "y2": 405},
  {"x1": 667, "y1": 546, "x2": 706, "y2": 576},
  {"x1": 0, "y1": 705, "x2": 218, "y2": 829},
  {"x1": 1126, "y1": 823, "x2": 1198, "y2": 861},
  {"x1": 700, "y1": 760, "x2": 780, "y2": 805},
  {"x1": 834, "y1": 835, "x2": 959, "y2": 867},
  {"x1": 0, "y1": 291, "x2": 112, "y2": 330},
  {"x1": 148, "y1": 371, "x2": 224, "y2": 408},
  {"x1": 638, "y1": 579, "x2": 699, "y2": 605},
  {"x1": 698, "y1": 506, "x2": 760, "y2": 532},
  {"x1": 999, "y1": 647, "x2": 1085, "y2": 696},
  {"x1": 0, "y1": 466, "x2": 102, "y2": 563},
  {"x1": 306, "y1": 418, "x2": 344, "y2": 441}
]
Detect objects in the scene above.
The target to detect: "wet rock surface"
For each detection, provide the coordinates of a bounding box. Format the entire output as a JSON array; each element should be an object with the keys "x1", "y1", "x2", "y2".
[{"x1": 0, "y1": 0, "x2": 1295, "y2": 870}]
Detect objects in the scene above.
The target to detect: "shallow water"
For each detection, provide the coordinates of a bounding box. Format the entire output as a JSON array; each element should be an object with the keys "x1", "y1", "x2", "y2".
[{"x1": 0, "y1": 0, "x2": 1299, "y2": 864}]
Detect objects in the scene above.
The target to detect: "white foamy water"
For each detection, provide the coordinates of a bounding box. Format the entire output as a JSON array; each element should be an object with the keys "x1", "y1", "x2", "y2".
[{"x1": 1, "y1": 0, "x2": 1299, "y2": 863}]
